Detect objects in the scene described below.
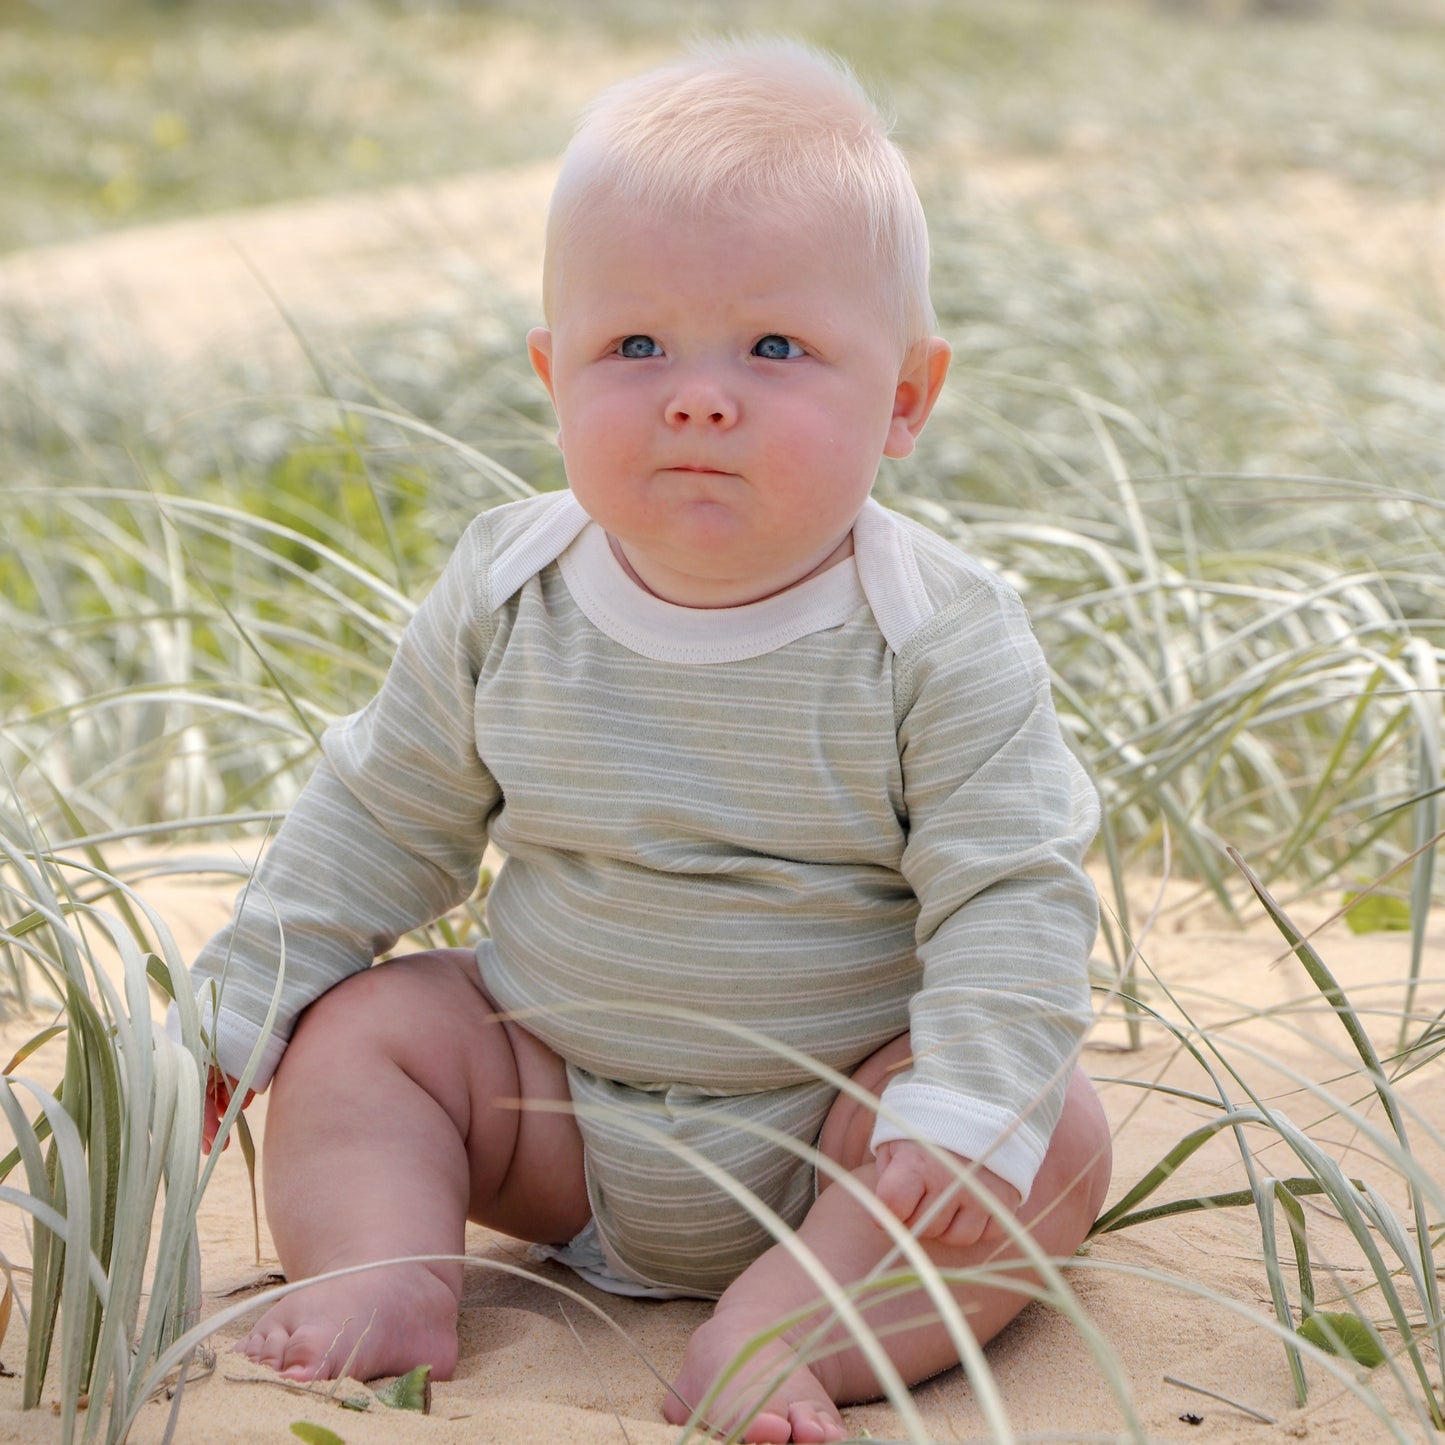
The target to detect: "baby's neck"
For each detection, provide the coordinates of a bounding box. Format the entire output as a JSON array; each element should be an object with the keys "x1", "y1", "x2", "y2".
[{"x1": 606, "y1": 531, "x2": 856, "y2": 609}]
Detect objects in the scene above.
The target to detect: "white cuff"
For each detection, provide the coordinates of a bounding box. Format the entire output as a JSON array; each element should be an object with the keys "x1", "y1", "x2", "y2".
[
  {"x1": 164, "y1": 999, "x2": 287, "y2": 1093},
  {"x1": 868, "y1": 1080, "x2": 1047, "y2": 1203}
]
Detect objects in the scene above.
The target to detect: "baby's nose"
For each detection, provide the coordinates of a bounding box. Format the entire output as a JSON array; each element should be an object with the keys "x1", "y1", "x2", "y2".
[{"x1": 665, "y1": 372, "x2": 738, "y2": 427}]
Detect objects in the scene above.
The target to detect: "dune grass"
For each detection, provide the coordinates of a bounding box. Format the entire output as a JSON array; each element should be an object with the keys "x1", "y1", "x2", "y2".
[
  {"x1": 2, "y1": 1, "x2": 1443, "y2": 1440},
  {"x1": 0, "y1": 826, "x2": 209, "y2": 1443}
]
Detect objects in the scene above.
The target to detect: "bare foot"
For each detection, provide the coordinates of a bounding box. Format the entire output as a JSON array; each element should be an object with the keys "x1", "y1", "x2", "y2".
[
  {"x1": 663, "y1": 1308, "x2": 848, "y2": 1444},
  {"x1": 236, "y1": 1262, "x2": 459, "y2": 1383}
]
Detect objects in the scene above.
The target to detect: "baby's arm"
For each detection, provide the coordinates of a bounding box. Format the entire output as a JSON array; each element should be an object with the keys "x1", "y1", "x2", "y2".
[
  {"x1": 187, "y1": 512, "x2": 504, "y2": 1092},
  {"x1": 873, "y1": 1139, "x2": 1020, "y2": 1249},
  {"x1": 882, "y1": 572, "x2": 1100, "y2": 1205}
]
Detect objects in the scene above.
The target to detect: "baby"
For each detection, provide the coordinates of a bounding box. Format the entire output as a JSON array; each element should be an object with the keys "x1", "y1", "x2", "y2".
[{"x1": 191, "y1": 37, "x2": 1112, "y2": 1445}]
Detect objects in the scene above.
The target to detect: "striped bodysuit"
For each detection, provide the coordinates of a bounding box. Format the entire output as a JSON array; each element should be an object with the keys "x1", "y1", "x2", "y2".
[{"x1": 189, "y1": 491, "x2": 1099, "y2": 1296}]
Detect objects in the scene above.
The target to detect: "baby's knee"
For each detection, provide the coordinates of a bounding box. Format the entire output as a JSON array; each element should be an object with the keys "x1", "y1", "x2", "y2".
[{"x1": 1053, "y1": 1067, "x2": 1113, "y2": 1224}]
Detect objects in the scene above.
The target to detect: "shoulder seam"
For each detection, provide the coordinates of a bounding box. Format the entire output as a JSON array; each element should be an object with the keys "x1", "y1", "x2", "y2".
[
  {"x1": 891, "y1": 581, "x2": 1038, "y2": 731},
  {"x1": 855, "y1": 500, "x2": 1012, "y2": 653},
  {"x1": 468, "y1": 509, "x2": 497, "y2": 646},
  {"x1": 486, "y1": 493, "x2": 591, "y2": 612},
  {"x1": 853, "y1": 500, "x2": 934, "y2": 651}
]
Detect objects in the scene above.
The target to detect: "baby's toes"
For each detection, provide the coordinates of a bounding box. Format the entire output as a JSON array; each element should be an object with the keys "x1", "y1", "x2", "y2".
[
  {"x1": 786, "y1": 1398, "x2": 848, "y2": 1444},
  {"x1": 275, "y1": 1325, "x2": 347, "y2": 1380},
  {"x1": 234, "y1": 1323, "x2": 288, "y2": 1370},
  {"x1": 734, "y1": 1408, "x2": 794, "y2": 1444},
  {"x1": 234, "y1": 1316, "x2": 336, "y2": 1380}
]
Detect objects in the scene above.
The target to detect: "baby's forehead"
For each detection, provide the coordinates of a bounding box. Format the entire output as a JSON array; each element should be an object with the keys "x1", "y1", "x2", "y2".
[
  {"x1": 554, "y1": 188, "x2": 878, "y2": 275},
  {"x1": 551, "y1": 200, "x2": 880, "y2": 306},
  {"x1": 541, "y1": 179, "x2": 921, "y2": 343},
  {"x1": 574, "y1": 181, "x2": 863, "y2": 236}
]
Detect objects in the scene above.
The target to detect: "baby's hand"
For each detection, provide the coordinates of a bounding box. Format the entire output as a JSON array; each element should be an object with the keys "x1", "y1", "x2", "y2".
[
  {"x1": 203, "y1": 1068, "x2": 254, "y2": 1155},
  {"x1": 871, "y1": 1139, "x2": 1021, "y2": 1250}
]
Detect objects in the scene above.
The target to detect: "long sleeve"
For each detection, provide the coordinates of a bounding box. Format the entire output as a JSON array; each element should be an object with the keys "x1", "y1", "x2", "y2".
[
  {"x1": 188, "y1": 515, "x2": 502, "y2": 1089},
  {"x1": 871, "y1": 575, "x2": 1099, "y2": 1201}
]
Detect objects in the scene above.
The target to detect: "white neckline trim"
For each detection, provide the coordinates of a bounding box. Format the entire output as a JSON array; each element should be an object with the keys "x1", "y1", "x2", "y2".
[
  {"x1": 488, "y1": 493, "x2": 592, "y2": 613},
  {"x1": 852, "y1": 499, "x2": 932, "y2": 651},
  {"x1": 485, "y1": 493, "x2": 937, "y2": 659},
  {"x1": 558, "y1": 523, "x2": 866, "y2": 664}
]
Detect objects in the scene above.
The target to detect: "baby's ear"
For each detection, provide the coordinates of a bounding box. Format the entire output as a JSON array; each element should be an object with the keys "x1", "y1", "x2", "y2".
[
  {"x1": 527, "y1": 327, "x2": 556, "y2": 398},
  {"x1": 883, "y1": 337, "x2": 951, "y2": 460},
  {"x1": 527, "y1": 328, "x2": 563, "y2": 449}
]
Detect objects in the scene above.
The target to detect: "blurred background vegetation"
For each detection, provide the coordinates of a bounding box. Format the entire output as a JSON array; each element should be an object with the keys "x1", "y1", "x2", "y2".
[{"x1": 3, "y1": 0, "x2": 1443, "y2": 250}]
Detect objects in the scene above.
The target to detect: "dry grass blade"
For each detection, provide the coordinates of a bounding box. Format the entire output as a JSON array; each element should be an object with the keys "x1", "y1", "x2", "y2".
[
  {"x1": 0, "y1": 830, "x2": 241, "y2": 1444},
  {"x1": 1097, "y1": 930, "x2": 1444, "y2": 1426},
  {"x1": 1163, "y1": 1374, "x2": 1275, "y2": 1425},
  {"x1": 1229, "y1": 849, "x2": 1445, "y2": 1425}
]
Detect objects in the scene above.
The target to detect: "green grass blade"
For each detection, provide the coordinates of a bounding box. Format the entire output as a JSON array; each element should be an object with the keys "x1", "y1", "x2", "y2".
[
  {"x1": 1255, "y1": 1175, "x2": 1309, "y2": 1403},
  {"x1": 1092, "y1": 1176, "x2": 1345, "y2": 1234},
  {"x1": 9, "y1": 1077, "x2": 96, "y2": 1441},
  {"x1": 1273, "y1": 1179, "x2": 1315, "y2": 1318},
  {"x1": 1089, "y1": 1111, "x2": 1268, "y2": 1236}
]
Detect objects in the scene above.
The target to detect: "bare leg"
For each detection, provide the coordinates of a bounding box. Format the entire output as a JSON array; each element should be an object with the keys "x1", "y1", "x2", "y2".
[
  {"x1": 664, "y1": 1046, "x2": 1113, "y2": 1443},
  {"x1": 236, "y1": 950, "x2": 590, "y2": 1381}
]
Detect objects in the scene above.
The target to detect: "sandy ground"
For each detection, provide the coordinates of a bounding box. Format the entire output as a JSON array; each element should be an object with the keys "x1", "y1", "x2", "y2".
[
  {"x1": 0, "y1": 160, "x2": 554, "y2": 369},
  {"x1": 1, "y1": 857, "x2": 1442, "y2": 1445},
  {"x1": 2, "y1": 151, "x2": 1443, "y2": 1443}
]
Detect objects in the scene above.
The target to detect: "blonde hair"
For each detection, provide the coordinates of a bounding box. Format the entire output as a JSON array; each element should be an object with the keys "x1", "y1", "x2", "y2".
[{"x1": 542, "y1": 37, "x2": 935, "y2": 345}]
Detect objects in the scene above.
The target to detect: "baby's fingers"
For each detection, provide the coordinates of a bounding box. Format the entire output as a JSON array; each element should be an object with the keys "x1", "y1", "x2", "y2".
[
  {"x1": 873, "y1": 1151, "x2": 929, "y2": 1225},
  {"x1": 201, "y1": 1090, "x2": 227, "y2": 1155},
  {"x1": 202, "y1": 1072, "x2": 252, "y2": 1155},
  {"x1": 919, "y1": 1199, "x2": 994, "y2": 1249}
]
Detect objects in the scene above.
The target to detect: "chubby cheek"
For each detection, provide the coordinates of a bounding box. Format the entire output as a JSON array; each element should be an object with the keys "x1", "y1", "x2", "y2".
[
  {"x1": 794, "y1": 380, "x2": 892, "y2": 460},
  {"x1": 555, "y1": 416, "x2": 647, "y2": 525},
  {"x1": 814, "y1": 413, "x2": 893, "y2": 489},
  {"x1": 555, "y1": 390, "x2": 631, "y2": 475}
]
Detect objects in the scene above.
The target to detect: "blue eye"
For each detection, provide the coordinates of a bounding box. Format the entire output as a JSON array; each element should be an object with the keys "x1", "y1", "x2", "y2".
[
  {"x1": 618, "y1": 335, "x2": 661, "y2": 358},
  {"x1": 753, "y1": 334, "x2": 802, "y2": 360}
]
